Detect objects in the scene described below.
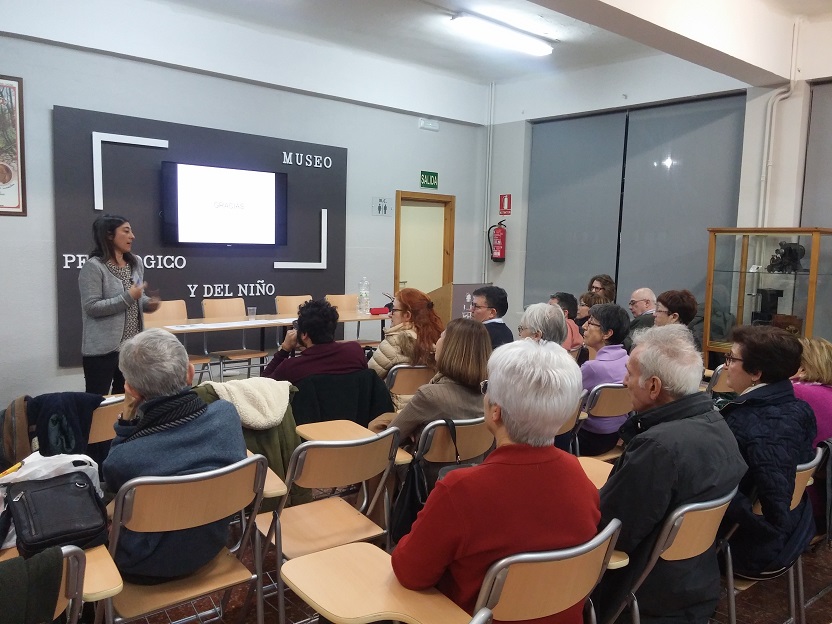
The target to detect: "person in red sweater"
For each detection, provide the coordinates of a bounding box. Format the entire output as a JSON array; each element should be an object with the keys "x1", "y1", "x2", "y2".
[
  {"x1": 391, "y1": 340, "x2": 601, "y2": 624},
  {"x1": 262, "y1": 298, "x2": 367, "y2": 385}
]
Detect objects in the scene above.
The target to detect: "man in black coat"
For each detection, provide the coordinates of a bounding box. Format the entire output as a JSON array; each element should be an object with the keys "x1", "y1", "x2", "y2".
[{"x1": 594, "y1": 324, "x2": 747, "y2": 624}]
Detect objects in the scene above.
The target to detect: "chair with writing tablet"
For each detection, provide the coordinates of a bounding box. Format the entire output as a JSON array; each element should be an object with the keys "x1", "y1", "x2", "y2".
[{"x1": 202, "y1": 298, "x2": 268, "y2": 382}]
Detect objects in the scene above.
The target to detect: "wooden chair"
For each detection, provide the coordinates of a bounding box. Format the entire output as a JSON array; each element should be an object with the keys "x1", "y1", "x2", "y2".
[
  {"x1": 254, "y1": 427, "x2": 400, "y2": 624},
  {"x1": 101, "y1": 455, "x2": 269, "y2": 624},
  {"x1": 723, "y1": 447, "x2": 824, "y2": 624},
  {"x1": 202, "y1": 298, "x2": 268, "y2": 381},
  {"x1": 473, "y1": 518, "x2": 622, "y2": 624},
  {"x1": 604, "y1": 486, "x2": 738, "y2": 624},
  {"x1": 706, "y1": 364, "x2": 733, "y2": 395},
  {"x1": 325, "y1": 293, "x2": 381, "y2": 352},
  {"x1": 558, "y1": 390, "x2": 589, "y2": 455},
  {"x1": 144, "y1": 299, "x2": 213, "y2": 382},
  {"x1": 274, "y1": 294, "x2": 311, "y2": 315},
  {"x1": 386, "y1": 364, "x2": 435, "y2": 395},
  {"x1": 417, "y1": 417, "x2": 495, "y2": 465},
  {"x1": 576, "y1": 383, "x2": 633, "y2": 460}
]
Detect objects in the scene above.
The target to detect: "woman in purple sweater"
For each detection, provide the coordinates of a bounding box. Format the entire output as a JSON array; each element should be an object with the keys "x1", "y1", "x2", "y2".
[
  {"x1": 577, "y1": 303, "x2": 632, "y2": 455},
  {"x1": 792, "y1": 337, "x2": 832, "y2": 532}
]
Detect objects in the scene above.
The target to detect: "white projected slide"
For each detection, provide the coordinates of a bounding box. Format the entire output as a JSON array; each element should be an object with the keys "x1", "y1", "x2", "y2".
[{"x1": 176, "y1": 164, "x2": 276, "y2": 245}]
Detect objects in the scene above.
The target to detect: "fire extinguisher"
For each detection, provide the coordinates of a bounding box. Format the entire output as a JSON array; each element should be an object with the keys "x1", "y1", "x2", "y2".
[{"x1": 488, "y1": 220, "x2": 507, "y2": 262}]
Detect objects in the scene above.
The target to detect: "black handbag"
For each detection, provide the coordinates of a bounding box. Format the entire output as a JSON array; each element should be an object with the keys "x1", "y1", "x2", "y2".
[
  {"x1": 390, "y1": 457, "x2": 428, "y2": 544},
  {"x1": 435, "y1": 419, "x2": 477, "y2": 481},
  {"x1": 0, "y1": 471, "x2": 108, "y2": 558}
]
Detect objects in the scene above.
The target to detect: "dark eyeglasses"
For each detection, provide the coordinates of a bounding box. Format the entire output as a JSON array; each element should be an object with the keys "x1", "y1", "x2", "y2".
[
  {"x1": 480, "y1": 379, "x2": 489, "y2": 395},
  {"x1": 470, "y1": 303, "x2": 493, "y2": 310},
  {"x1": 517, "y1": 325, "x2": 528, "y2": 333},
  {"x1": 724, "y1": 354, "x2": 743, "y2": 365},
  {"x1": 391, "y1": 308, "x2": 406, "y2": 313},
  {"x1": 585, "y1": 320, "x2": 602, "y2": 329},
  {"x1": 628, "y1": 299, "x2": 649, "y2": 306}
]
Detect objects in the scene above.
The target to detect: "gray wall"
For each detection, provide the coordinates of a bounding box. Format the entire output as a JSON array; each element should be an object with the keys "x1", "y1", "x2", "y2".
[
  {"x1": 0, "y1": 36, "x2": 485, "y2": 404},
  {"x1": 803, "y1": 82, "x2": 832, "y2": 228},
  {"x1": 525, "y1": 95, "x2": 745, "y2": 309}
]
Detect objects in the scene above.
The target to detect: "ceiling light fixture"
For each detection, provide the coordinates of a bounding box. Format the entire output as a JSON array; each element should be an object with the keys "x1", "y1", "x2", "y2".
[{"x1": 449, "y1": 13, "x2": 554, "y2": 57}]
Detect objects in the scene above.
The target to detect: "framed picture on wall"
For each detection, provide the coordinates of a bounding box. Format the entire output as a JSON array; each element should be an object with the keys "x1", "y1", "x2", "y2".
[{"x1": 0, "y1": 75, "x2": 26, "y2": 216}]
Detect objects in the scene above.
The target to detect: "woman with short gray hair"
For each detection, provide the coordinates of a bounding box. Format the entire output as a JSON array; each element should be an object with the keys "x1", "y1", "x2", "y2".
[{"x1": 517, "y1": 302, "x2": 567, "y2": 345}]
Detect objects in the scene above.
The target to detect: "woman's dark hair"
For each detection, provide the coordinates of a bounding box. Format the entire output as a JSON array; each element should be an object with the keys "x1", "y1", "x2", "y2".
[
  {"x1": 588, "y1": 303, "x2": 630, "y2": 345},
  {"x1": 396, "y1": 288, "x2": 444, "y2": 366},
  {"x1": 730, "y1": 325, "x2": 803, "y2": 383},
  {"x1": 296, "y1": 299, "x2": 339, "y2": 344},
  {"x1": 587, "y1": 274, "x2": 617, "y2": 302},
  {"x1": 579, "y1": 291, "x2": 610, "y2": 316},
  {"x1": 657, "y1": 289, "x2": 698, "y2": 326},
  {"x1": 437, "y1": 318, "x2": 491, "y2": 390},
  {"x1": 90, "y1": 214, "x2": 136, "y2": 268}
]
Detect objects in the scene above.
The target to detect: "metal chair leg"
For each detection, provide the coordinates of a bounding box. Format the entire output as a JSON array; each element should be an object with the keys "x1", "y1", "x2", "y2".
[{"x1": 796, "y1": 555, "x2": 806, "y2": 624}]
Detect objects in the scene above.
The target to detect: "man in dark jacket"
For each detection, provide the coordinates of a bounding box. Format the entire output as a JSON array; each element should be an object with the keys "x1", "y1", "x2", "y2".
[
  {"x1": 103, "y1": 328, "x2": 247, "y2": 583},
  {"x1": 594, "y1": 324, "x2": 747, "y2": 624}
]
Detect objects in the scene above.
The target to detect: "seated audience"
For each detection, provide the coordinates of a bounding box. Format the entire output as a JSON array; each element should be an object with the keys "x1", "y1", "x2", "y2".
[
  {"x1": 594, "y1": 324, "x2": 746, "y2": 624},
  {"x1": 622, "y1": 287, "x2": 655, "y2": 352},
  {"x1": 262, "y1": 298, "x2": 367, "y2": 385},
  {"x1": 518, "y1": 302, "x2": 567, "y2": 344},
  {"x1": 369, "y1": 287, "x2": 443, "y2": 379},
  {"x1": 720, "y1": 326, "x2": 816, "y2": 578},
  {"x1": 103, "y1": 328, "x2": 247, "y2": 583},
  {"x1": 578, "y1": 303, "x2": 631, "y2": 455},
  {"x1": 587, "y1": 273, "x2": 617, "y2": 302},
  {"x1": 576, "y1": 290, "x2": 609, "y2": 334},
  {"x1": 792, "y1": 337, "x2": 832, "y2": 532},
  {"x1": 549, "y1": 292, "x2": 583, "y2": 350},
  {"x1": 369, "y1": 318, "x2": 490, "y2": 445},
  {"x1": 392, "y1": 340, "x2": 601, "y2": 624},
  {"x1": 471, "y1": 285, "x2": 513, "y2": 349},
  {"x1": 654, "y1": 289, "x2": 697, "y2": 328}
]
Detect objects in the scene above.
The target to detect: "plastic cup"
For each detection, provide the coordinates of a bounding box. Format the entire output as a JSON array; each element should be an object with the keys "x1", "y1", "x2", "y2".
[{"x1": 247, "y1": 306, "x2": 257, "y2": 320}]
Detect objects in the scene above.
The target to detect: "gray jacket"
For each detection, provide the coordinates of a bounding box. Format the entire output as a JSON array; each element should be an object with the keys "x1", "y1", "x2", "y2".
[{"x1": 78, "y1": 256, "x2": 150, "y2": 356}]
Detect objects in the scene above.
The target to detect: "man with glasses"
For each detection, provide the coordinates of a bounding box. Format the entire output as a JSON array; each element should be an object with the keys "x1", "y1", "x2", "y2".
[
  {"x1": 470, "y1": 285, "x2": 513, "y2": 350},
  {"x1": 623, "y1": 287, "x2": 656, "y2": 352},
  {"x1": 592, "y1": 324, "x2": 746, "y2": 624}
]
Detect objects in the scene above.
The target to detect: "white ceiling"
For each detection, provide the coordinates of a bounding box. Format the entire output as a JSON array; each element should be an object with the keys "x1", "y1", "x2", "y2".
[{"x1": 159, "y1": 0, "x2": 832, "y2": 84}]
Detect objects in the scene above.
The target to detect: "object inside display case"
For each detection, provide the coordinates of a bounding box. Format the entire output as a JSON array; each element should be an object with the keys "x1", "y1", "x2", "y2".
[{"x1": 767, "y1": 242, "x2": 806, "y2": 273}]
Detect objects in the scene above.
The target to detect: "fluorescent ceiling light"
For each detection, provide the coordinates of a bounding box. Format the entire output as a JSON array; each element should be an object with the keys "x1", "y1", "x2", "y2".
[{"x1": 450, "y1": 13, "x2": 553, "y2": 57}]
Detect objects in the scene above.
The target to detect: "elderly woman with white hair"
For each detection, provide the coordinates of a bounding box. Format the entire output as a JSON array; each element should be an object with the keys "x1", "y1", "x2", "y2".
[
  {"x1": 517, "y1": 302, "x2": 568, "y2": 345},
  {"x1": 392, "y1": 340, "x2": 601, "y2": 624},
  {"x1": 102, "y1": 328, "x2": 247, "y2": 584}
]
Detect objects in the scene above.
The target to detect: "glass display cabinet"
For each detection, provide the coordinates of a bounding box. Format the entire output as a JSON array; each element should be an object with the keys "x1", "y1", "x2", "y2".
[{"x1": 703, "y1": 228, "x2": 832, "y2": 364}]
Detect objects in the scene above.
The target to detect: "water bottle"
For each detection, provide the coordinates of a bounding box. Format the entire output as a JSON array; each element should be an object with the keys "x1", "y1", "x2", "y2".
[
  {"x1": 358, "y1": 277, "x2": 371, "y2": 314},
  {"x1": 463, "y1": 292, "x2": 472, "y2": 319}
]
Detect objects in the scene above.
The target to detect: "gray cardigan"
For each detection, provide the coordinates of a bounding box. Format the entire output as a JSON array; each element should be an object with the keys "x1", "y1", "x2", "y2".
[{"x1": 78, "y1": 256, "x2": 150, "y2": 356}]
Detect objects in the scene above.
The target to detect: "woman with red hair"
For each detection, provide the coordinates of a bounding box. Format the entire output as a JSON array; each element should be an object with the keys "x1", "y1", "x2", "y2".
[{"x1": 370, "y1": 288, "x2": 444, "y2": 399}]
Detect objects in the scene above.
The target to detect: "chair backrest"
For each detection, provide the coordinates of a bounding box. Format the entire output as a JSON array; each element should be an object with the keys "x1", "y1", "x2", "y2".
[
  {"x1": 416, "y1": 418, "x2": 495, "y2": 463},
  {"x1": 143, "y1": 299, "x2": 188, "y2": 327},
  {"x1": 706, "y1": 364, "x2": 732, "y2": 395},
  {"x1": 751, "y1": 446, "x2": 824, "y2": 514},
  {"x1": 109, "y1": 455, "x2": 267, "y2": 548},
  {"x1": 291, "y1": 369, "x2": 396, "y2": 427},
  {"x1": 325, "y1": 293, "x2": 358, "y2": 313},
  {"x1": 282, "y1": 427, "x2": 400, "y2": 512},
  {"x1": 473, "y1": 518, "x2": 622, "y2": 621},
  {"x1": 54, "y1": 546, "x2": 86, "y2": 624},
  {"x1": 88, "y1": 396, "x2": 126, "y2": 444},
  {"x1": 386, "y1": 364, "x2": 435, "y2": 394},
  {"x1": 202, "y1": 297, "x2": 246, "y2": 319},
  {"x1": 585, "y1": 384, "x2": 633, "y2": 418},
  {"x1": 275, "y1": 294, "x2": 312, "y2": 315},
  {"x1": 557, "y1": 391, "x2": 589, "y2": 436}
]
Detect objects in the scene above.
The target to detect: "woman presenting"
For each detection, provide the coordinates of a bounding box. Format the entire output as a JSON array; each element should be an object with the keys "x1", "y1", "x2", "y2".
[{"x1": 79, "y1": 214, "x2": 159, "y2": 394}]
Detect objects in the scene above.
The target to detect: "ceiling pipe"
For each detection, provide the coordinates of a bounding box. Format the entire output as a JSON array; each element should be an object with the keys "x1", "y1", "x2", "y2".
[
  {"x1": 482, "y1": 81, "x2": 496, "y2": 283},
  {"x1": 757, "y1": 19, "x2": 801, "y2": 228}
]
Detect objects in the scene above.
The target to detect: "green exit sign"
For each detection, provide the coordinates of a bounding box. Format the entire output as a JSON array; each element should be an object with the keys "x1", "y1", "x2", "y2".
[{"x1": 420, "y1": 170, "x2": 438, "y2": 189}]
